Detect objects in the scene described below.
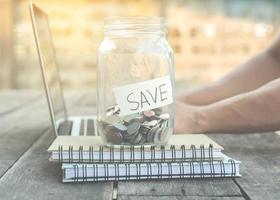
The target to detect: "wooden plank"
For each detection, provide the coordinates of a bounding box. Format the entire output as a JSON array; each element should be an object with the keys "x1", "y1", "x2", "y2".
[
  {"x1": 209, "y1": 133, "x2": 280, "y2": 200},
  {"x1": 0, "y1": 91, "x2": 113, "y2": 199},
  {"x1": 0, "y1": 129, "x2": 113, "y2": 200},
  {"x1": 0, "y1": 95, "x2": 49, "y2": 177},
  {"x1": 118, "y1": 196, "x2": 245, "y2": 200},
  {"x1": 117, "y1": 179, "x2": 242, "y2": 197},
  {"x1": 0, "y1": 91, "x2": 92, "y2": 177},
  {"x1": 0, "y1": 90, "x2": 41, "y2": 116}
]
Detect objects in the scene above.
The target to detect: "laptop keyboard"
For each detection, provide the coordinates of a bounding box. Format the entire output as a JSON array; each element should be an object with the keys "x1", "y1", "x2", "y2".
[
  {"x1": 58, "y1": 121, "x2": 73, "y2": 135},
  {"x1": 86, "y1": 119, "x2": 95, "y2": 135},
  {"x1": 58, "y1": 119, "x2": 97, "y2": 136},
  {"x1": 79, "y1": 119, "x2": 85, "y2": 136}
]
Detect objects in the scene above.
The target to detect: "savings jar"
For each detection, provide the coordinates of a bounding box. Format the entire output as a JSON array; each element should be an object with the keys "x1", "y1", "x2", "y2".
[{"x1": 97, "y1": 17, "x2": 175, "y2": 146}]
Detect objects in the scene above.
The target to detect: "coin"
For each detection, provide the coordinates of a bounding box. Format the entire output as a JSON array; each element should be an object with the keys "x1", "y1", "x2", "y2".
[
  {"x1": 139, "y1": 125, "x2": 150, "y2": 135},
  {"x1": 142, "y1": 120, "x2": 158, "y2": 127},
  {"x1": 103, "y1": 115, "x2": 122, "y2": 124},
  {"x1": 152, "y1": 107, "x2": 162, "y2": 115},
  {"x1": 105, "y1": 130, "x2": 123, "y2": 144},
  {"x1": 106, "y1": 105, "x2": 116, "y2": 116},
  {"x1": 147, "y1": 126, "x2": 157, "y2": 142},
  {"x1": 103, "y1": 123, "x2": 114, "y2": 133},
  {"x1": 131, "y1": 133, "x2": 143, "y2": 144},
  {"x1": 123, "y1": 131, "x2": 138, "y2": 143},
  {"x1": 113, "y1": 122, "x2": 127, "y2": 132},
  {"x1": 103, "y1": 105, "x2": 171, "y2": 145},
  {"x1": 159, "y1": 126, "x2": 169, "y2": 142},
  {"x1": 144, "y1": 110, "x2": 155, "y2": 118},
  {"x1": 127, "y1": 118, "x2": 141, "y2": 135},
  {"x1": 124, "y1": 136, "x2": 135, "y2": 143},
  {"x1": 139, "y1": 133, "x2": 147, "y2": 144},
  {"x1": 138, "y1": 115, "x2": 145, "y2": 123},
  {"x1": 159, "y1": 113, "x2": 170, "y2": 120},
  {"x1": 113, "y1": 106, "x2": 120, "y2": 114},
  {"x1": 123, "y1": 114, "x2": 141, "y2": 124},
  {"x1": 159, "y1": 119, "x2": 168, "y2": 128},
  {"x1": 154, "y1": 126, "x2": 163, "y2": 143},
  {"x1": 106, "y1": 110, "x2": 114, "y2": 116}
]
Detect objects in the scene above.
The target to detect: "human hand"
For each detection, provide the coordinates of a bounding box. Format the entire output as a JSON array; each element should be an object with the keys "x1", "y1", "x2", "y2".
[{"x1": 174, "y1": 101, "x2": 205, "y2": 134}]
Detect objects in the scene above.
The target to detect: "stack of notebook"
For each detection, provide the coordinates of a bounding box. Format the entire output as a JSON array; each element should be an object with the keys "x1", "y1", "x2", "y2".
[{"x1": 48, "y1": 134, "x2": 241, "y2": 182}]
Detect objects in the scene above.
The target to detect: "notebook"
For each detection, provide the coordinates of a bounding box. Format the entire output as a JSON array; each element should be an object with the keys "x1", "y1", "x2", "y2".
[
  {"x1": 62, "y1": 153, "x2": 240, "y2": 182},
  {"x1": 48, "y1": 134, "x2": 224, "y2": 163}
]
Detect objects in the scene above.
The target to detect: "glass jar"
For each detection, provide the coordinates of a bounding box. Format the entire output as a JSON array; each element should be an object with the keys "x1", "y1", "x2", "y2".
[{"x1": 97, "y1": 17, "x2": 175, "y2": 146}]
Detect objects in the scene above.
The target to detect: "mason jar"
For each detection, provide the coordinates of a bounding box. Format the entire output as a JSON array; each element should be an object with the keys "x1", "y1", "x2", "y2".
[{"x1": 97, "y1": 17, "x2": 175, "y2": 146}]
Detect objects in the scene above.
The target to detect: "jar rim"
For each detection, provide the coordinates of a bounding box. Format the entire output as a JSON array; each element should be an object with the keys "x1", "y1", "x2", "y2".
[{"x1": 104, "y1": 16, "x2": 166, "y2": 33}]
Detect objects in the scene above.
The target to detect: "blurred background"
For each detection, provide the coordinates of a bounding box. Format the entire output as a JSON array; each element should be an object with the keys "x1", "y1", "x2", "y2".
[{"x1": 0, "y1": 0, "x2": 279, "y2": 91}]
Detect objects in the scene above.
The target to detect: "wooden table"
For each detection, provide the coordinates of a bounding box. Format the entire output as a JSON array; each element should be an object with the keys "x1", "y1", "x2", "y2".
[{"x1": 0, "y1": 90, "x2": 279, "y2": 200}]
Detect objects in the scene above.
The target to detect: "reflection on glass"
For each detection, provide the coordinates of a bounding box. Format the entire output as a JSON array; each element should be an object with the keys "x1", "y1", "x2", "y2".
[{"x1": 33, "y1": 7, "x2": 66, "y2": 123}]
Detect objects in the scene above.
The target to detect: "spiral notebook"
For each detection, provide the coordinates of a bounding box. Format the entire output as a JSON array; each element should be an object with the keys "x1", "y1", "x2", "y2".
[
  {"x1": 62, "y1": 153, "x2": 240, "y2": 182},
  {"x1": 48, "y1": 134, "x2": 223, "y2": 163}
]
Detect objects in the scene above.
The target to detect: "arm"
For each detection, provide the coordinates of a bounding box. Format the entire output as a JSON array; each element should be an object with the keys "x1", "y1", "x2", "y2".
[
  {"x1": 178, "y1": 32, "x2": 280, "y2": 105},
  {"x1": 175, "y1": 78, "x2": 280, "y2": 133}
]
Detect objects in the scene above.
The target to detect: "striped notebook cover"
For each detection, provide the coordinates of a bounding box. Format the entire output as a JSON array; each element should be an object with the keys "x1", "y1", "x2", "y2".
[
  {"x1": 62, "y1": 154, "x2": 240, "y2": 182},
  {"x1": 48, "y1": 134, "x2": 224, "y2": 163}
]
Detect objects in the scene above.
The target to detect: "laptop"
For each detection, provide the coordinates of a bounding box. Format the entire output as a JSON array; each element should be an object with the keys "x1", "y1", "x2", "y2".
[{"x1": 29, "y1": 2, "x2": 98, "y2": 137}]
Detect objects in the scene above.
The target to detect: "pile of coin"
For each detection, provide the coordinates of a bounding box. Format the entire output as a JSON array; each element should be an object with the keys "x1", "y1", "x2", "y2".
[{"x1": 99, "y1": 106, "x2": 171, "y2": 145}]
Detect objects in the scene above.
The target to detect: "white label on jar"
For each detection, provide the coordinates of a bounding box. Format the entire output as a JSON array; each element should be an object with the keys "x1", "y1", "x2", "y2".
[{"x1": 113, "y1": 76, "x2": 173, "y2": 116}]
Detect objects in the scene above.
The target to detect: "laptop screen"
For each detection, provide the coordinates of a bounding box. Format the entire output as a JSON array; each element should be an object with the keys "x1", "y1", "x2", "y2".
[{"x1": 30, "y1": 3, "x2": 67, "y2": 133}]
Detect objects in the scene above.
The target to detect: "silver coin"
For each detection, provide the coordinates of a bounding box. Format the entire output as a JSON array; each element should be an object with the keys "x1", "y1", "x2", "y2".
[
  {"x1": 163, "y1": 120, "x2": 169, "y2": 127},
  {"x1": 106, "y1": 110, "x2": 114, "y2": 116},
  {"x1": 127, "y1": 119, "x2": 141, "y2": 135},
  {"x1": 106, "y1": 105, "x2": 116, "y2": 116},
  {"x1": 113, "y1": 122, "x2": 127, "y2": 132},
  {"x1": 103, "y1": 123, "x2": 114, "y2": 133},
  {"x1": 103, "y1": 115, "x2": 122, "y2": 124},
  {"x1": 106, "y1": 105, "x2": 115, "y2": 112},
  {"x1": 159, "y1": 126, "x2": 169, "y2": 142},
  {"x1": 131, "y1": 133, "x2": 143, "y2": 144},
  {"x1": 113, "y1": 106, "x2": 120, "y2": 114},
  {"x1": 105, "y1": 130, "x2": 123, "y2": 144},
  {"x1": 122, "y1": 130, "x2": 135, "y2": 139},
  {"x1": 159, "y1": 113, "x2": 170, "y2": 120},
  {"x1": 139, "y1": 133, "x2": 147, "y2": 144},
  {"x1": 123, "y1": 114, "x2": 140, "y2": 124},
  {"x1": 132, "y1": 114, "x2": 145, "y2": 124},
  {"x1": 138, "y1": 115, "x2": 145, "y2": 123},
  {"x1": 104, "y1": 106, "x2": 171, "y2": 144},
  {"x1": 147, "y1": 126, "x2": 157, "y2": 142},
  {"x1": 124, "y1": 132, "x2": 138, "y2": 143},
  {"x1": 159, "y1": 119, "x2": 168, "y2": 128},
  {"x1": 142, "y1": 120, "x2": 159, "y2": 127},
  {"x1": 139, "y1": 125, "x2": 150, "y2": 135},
  {"x1": 153, "y1": 126, "x2": 163, "y2": 143},
  {"x1": 106, "y1": 105, "x2": 119, "y2": 111},
  {"x1": 152, "y1": 107, "x2": 163, "y2": 115}
]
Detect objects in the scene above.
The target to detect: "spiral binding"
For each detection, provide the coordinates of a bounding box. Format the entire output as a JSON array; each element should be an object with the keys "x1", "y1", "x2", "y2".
[
  {"x1": 200, "y1": 160, "x2": 204, "y2": 178},
  {"x1": 200, "y1": 145, "x2": 205, "y2": 162},
  {"x1": 190, "y1": 145, "x2": 196, "y2": 161},
  {"x1": 150, "y1": 146, "x2": 155, "y2": 162},
  {"x1": 69, "y1": 146, "x2": 73, "y2": 163},
  {"x1": 230, "y1": 159, "x2": 236, "y2": 177},
  {"x1": 67, "y1": 159, "x2": 237, "y2": 182},
  {"x1": 57, "y1": 144, "x2": 214, "y2": 163},
  {"x1": 79, "y1": 146, "x2": 83, "y2": 163},
  {"x1": 160, "y1": 145, "x2": 166, "y2": 162},
  {"x1": 170, "y1": 145, "x2": 176, "y2": 161}
]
